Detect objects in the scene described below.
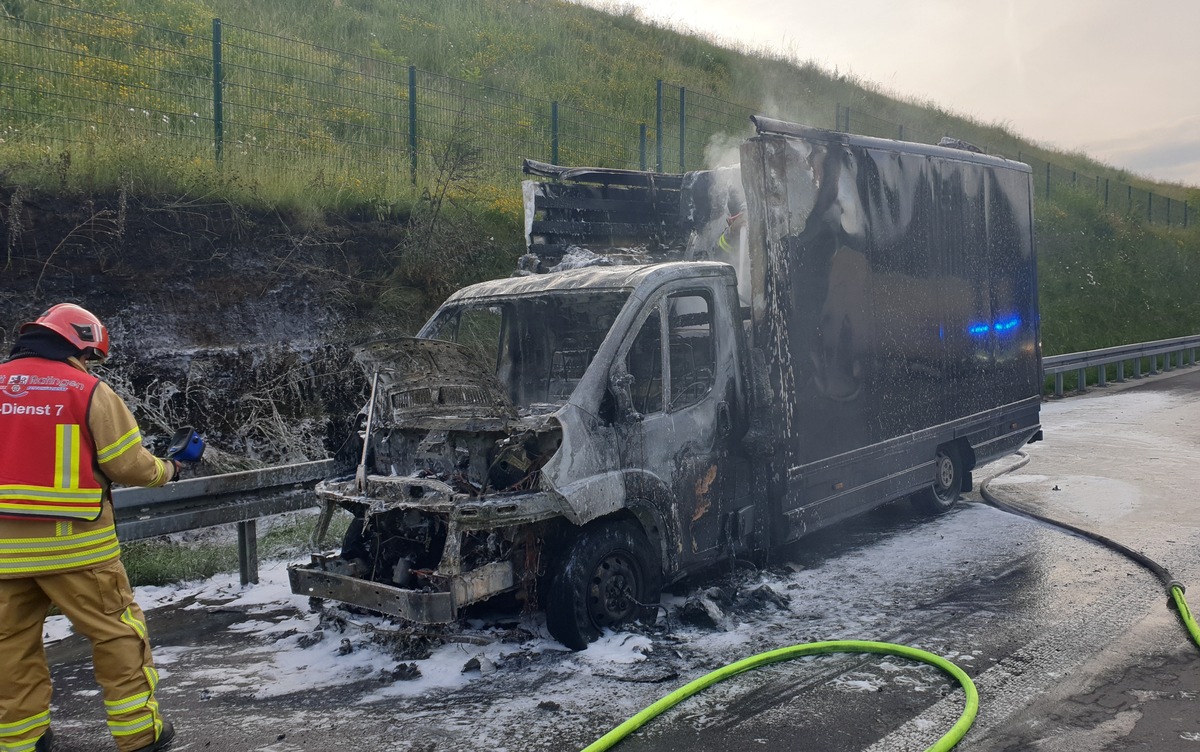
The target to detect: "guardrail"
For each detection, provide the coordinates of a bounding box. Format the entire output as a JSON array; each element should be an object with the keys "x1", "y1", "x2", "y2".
[
  {"x1": 112, "y1": 459, "x2": 345, "y2": 585},
  {"x1": 1043, "y1": 334, "x2": 1200, "y2": 397}
]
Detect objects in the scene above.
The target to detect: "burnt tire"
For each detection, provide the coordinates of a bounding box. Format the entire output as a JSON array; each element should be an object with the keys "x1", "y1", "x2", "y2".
[
  {"x1": 912, "y1": 445, "x2": 964, "y2": 514},
  {"x1": 545, "y1": 520, "x2": 662, "y2": 651}
]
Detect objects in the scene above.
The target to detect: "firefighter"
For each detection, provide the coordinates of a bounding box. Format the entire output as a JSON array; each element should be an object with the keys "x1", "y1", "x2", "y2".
[{"x1": 0, "y1": 304, "x2": 177, "y2": 752}]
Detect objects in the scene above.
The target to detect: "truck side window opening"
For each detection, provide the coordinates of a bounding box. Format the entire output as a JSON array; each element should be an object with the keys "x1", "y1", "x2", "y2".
[
  {"x1": 667, "y1": 293, "x2": 714, "y2": 411},
  {"x1": 627, "y1": 307, "x2": 663, "y2": 415}
]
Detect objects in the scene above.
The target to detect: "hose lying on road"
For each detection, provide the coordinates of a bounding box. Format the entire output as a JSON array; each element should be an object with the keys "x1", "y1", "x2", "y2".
[
  {"x1": 979, "y1": 451, "x2": 1200, "y2": 650},
  {"x1": 583, "y1": 451, "x2": 1200, "y2": 752},
  {"x1": 581, "y1": 639, "x2": 978, "y2": 752}
]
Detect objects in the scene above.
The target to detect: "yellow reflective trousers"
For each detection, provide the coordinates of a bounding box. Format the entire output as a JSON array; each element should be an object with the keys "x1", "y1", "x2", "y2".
[{"x1": 0, "y1": 558, "x2": 162, "y2": 752}]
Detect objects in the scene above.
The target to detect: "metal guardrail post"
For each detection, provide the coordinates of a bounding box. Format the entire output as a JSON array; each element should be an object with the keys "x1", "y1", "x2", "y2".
[
  {"x1": 1076, "y1": 368, "x2": 1087, "y2": 393},
  {"x1": 1054, "y1": 373, "x2": 1064, "y2": 397},
  {"x1": 1149, "y1": 355, "x2": 1159, "y2": 375},
  {"x1": 238, "y1": 520, "x2": 259, "y2": 585},
  {"x1": 1134, "y1": 358, "x2": 1142, "y2": 378},
  {"x1": 1116, "y1": 361, "x2": 1125, "y2": 382},
  {"x1": 1097, "y1": 364, "x2": 1106, "y2": 387}
]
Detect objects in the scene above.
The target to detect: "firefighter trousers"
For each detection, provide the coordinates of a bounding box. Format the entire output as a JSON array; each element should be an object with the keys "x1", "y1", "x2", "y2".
[{"x1": 0, "y1": 557, "x2": 163, "y2": 752}]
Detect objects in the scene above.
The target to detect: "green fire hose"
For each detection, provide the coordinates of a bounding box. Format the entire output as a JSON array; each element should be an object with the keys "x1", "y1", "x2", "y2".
[
  {"x1": 581, "y1": 639, "x2": 978, "y2": 752},
  {"x1": 583, "y1": 451, "x2": 1200, "y2": 752}
]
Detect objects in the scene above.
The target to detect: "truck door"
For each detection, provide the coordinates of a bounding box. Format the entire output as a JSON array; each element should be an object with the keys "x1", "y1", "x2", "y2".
[{"x1": 613, "y1": 284, "x2": 741, "y2": 566}]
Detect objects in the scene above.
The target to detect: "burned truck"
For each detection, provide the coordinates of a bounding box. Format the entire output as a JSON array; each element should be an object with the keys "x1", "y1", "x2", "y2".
[{"x1": 289, "y1": 117, "x2": 1043, "y2": 649}]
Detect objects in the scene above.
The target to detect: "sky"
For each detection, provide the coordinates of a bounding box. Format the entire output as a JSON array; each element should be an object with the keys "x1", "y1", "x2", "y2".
[{"x1": 579, "y1": 0, "x2": 1200, "y2": 187}]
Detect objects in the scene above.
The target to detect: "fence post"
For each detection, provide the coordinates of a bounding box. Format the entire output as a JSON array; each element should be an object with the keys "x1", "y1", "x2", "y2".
[
  {"x1": 212, "y1": 19, "x2": 223, "y2": 164},
  {"x1": 845, "y1": 106, "x2": 851, "y2": 133},
  {"x1": 1167, "y1": 197, "x2": 1172, "y2": 226},
  {"x1": 1186, "y1": 201, "x2": 1190, "y2": 228},
  {"x1": 655, "y1": 80, "x2": 663, "y2": 173},
  {"x1": 678, "y1": 86, "x2": 686, "y2": 173},
  {"x1": 1105, "y1": 178, "x2": 1109, "y2": 207},
  {"x1": 835, "y1": 102, "x2": 841, "y2": 131},
  {"x1": 1148, "y1": 193, "x2": 1153, "y2": 222},
  {"x1": 639, "y1": 123, "x2": 647, "y2": 171},
  {"x1": 408, "y1": 66, "x2": 417, "y2": 184},
  {"x1": 898, "y1": 124, "x2": 904, "y2": 140},
  {"x1": 1045, "y1": 162, "x2": 1051, "y2": 197},
  {"x1": 551, "y1": 101, "x2": 559, "y2": 165}
]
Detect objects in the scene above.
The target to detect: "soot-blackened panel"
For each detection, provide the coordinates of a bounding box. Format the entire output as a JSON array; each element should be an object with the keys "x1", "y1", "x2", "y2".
[{"x1": 746, "y1": 133, "x2": 1039, "y2": 468}]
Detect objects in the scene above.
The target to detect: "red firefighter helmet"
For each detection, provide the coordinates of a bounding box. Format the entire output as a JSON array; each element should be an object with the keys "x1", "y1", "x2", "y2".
[{"x1": 20, "y1": 303, "x2": 110, "y2": 360}]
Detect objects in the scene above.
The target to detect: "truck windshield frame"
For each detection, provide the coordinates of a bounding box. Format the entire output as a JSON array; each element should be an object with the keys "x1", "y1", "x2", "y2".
[{"x1": 420, "y1": 290, "x2": 632, "y2": 409}]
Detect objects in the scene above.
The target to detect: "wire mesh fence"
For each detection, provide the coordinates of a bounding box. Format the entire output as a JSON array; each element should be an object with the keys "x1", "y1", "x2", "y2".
[
  {"x1": 0, "y1": 0, "x2": 1189, "y2": 227},
  {"x1": 0, "y1": 2, "x2": 214, "y2": 177}
]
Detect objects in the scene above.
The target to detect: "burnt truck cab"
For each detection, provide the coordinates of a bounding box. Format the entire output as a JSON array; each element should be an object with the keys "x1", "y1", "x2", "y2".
[
  {"x1": 290, "y1": 262, "x2": 751, "y2": 648},
  {"x1": 291, "y1": 116, "x2": 1043, "y2": 650}
]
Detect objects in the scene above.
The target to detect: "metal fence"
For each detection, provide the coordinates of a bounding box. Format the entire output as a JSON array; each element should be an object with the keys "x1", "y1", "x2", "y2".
[{"x1": 0, "y1": 0, "x2": 1189, "y2": 226}]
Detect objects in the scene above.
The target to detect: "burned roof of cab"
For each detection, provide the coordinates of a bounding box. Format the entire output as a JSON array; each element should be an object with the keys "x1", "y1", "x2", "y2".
[{"x1": 444, "y1": 261, "x2": 734, "y2": 302}]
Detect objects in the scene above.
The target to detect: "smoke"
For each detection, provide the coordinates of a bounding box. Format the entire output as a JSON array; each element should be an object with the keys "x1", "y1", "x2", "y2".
[
  {"x1": 700, "y1": 64, "x2": 832, "y2": 170},
  {"x1": 703, "y1": 131, "x2": 744, "y2": 169}
]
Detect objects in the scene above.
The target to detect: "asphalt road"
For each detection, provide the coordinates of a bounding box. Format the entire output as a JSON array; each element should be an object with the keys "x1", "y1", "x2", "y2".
[{"x1": 41, "y1": 366, "x2": 1200, "y2": 752}]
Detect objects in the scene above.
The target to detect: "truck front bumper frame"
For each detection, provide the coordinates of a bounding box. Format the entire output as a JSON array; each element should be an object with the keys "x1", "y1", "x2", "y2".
[{"x1": 288, "y1": 555, "x2": 515, "y2": 624}]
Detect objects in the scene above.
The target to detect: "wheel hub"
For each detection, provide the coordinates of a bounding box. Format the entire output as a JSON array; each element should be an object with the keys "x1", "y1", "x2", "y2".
[{"x1": 590, "y1": 554, "x2": 638, "y2": 625}]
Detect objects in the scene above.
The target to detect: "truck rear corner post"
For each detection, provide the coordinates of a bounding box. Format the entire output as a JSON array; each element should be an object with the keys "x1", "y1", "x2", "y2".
[{"x1": 289, "y1": 117, "x2": 1042, "y2": 650}]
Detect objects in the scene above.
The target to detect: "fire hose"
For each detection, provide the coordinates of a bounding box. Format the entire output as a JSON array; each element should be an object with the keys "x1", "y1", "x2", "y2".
[{"x1": 583, "y1": 451, "x2": 1200, "y2": 752}]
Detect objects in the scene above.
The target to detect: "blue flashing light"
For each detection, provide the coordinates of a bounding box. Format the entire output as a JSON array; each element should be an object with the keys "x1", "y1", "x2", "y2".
[
  {"x1": 966, "y1": 315, "x2": 1022, "y2": 337},
  {"x1": 993, "y1": 316, "x2": 1021, "y2": 332}
]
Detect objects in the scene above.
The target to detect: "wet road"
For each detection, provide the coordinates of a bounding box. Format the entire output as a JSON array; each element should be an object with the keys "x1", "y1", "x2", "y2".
[{"x1": 43, "y1": 367, "x2": 1200, "y2": 752}]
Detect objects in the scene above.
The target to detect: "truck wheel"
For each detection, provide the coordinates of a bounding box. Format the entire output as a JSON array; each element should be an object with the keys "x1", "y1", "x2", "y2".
[
  {"x1": 545, "y1": 520, "x2": 662, "y2": 651},
  {"x1": 912, "y1": 446, "x2": 963, "y2": 513}
]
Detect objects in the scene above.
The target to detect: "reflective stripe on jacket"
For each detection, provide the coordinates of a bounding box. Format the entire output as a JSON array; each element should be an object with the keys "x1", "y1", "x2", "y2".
[{"x1": 0, "y1": 358, "x2": 103, "y2": 521}]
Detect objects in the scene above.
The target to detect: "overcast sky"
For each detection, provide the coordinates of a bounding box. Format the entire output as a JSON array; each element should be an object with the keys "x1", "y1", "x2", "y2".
[{"x1": 582, "y1": 0, "x2": 1200, "y2": 187}]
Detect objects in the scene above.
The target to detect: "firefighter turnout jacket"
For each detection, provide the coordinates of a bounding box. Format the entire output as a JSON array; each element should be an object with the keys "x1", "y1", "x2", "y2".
[{"x1": 0, "y1": 355, "x2": 175, "y2": 577}]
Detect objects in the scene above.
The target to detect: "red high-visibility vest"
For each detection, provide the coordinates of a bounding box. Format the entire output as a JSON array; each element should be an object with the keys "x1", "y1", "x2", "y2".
[{"x1": 0, "y1": 357, "x2": 104, "y2": 521}]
